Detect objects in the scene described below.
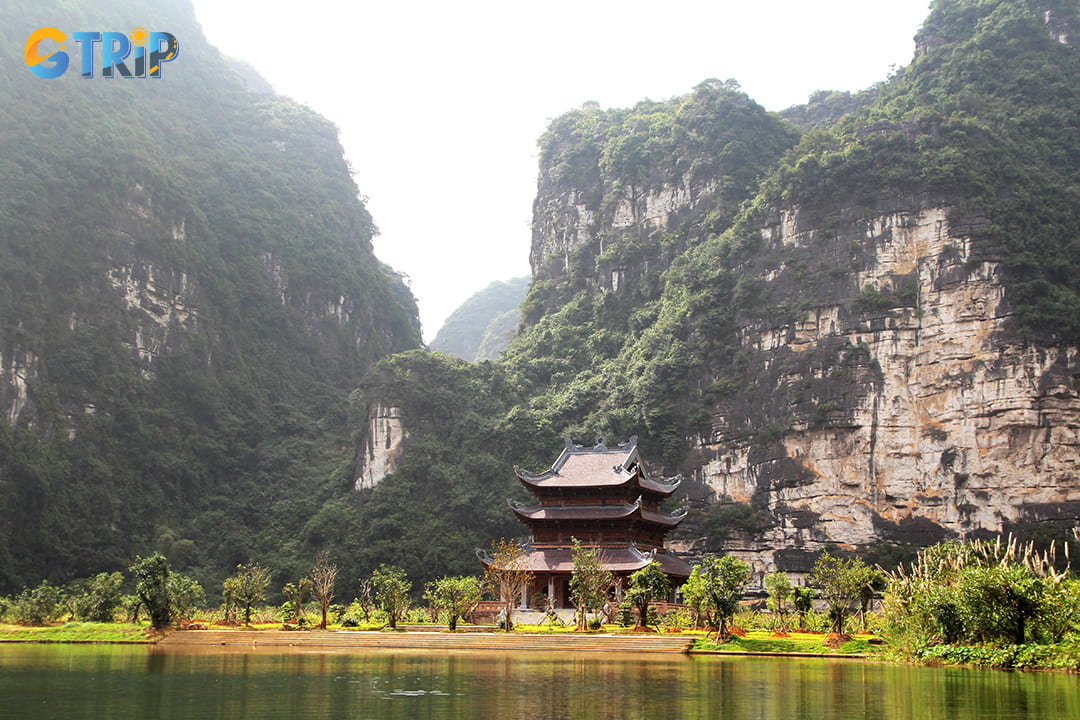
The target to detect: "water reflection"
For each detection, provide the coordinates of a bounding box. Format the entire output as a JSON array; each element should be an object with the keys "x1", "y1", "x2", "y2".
[{"x1": 0, "y1": 644, "x2": 1077, "y2": 720}]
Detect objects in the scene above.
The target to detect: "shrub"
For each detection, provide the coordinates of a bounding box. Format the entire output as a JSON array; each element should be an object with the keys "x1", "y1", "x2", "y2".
[
  {"x1": 765, "y1": 571, "x2": 793, "y2": 632},
  {"x1": 168, "y1": 574, "x2": 205, "y2": 624},
  {"x1": 810, "y1": 551, "x2": 877, "y2": 634},
  {"x1": 663, "y1": 608, "x2": 692, "y2": 630},
  {"x1": 74, "y1": 572, "x2": 124, "y2": 623},
  {"x1": 13, "y1": 581, "x2": 62, "y2": 626},
  {"x1": 884, "y1": 537, "x2": 1079, "y2": 653},
  {"x1": 131, "y1": 554, "x2": 172, "y2": 628}
]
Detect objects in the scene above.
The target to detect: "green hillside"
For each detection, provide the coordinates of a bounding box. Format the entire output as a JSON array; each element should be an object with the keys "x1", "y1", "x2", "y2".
[
  {"x1": 508, "y1": 0, "x2": 1080, "y2": 464},
  {"x1": 430, "y1": 277, "x2": 529, "y2": 361}
]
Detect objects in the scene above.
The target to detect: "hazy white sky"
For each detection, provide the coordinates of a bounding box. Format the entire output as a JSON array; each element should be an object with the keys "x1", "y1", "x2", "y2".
[{"x1": 189, "y1": 0, "x2": 931, "y2": 341}]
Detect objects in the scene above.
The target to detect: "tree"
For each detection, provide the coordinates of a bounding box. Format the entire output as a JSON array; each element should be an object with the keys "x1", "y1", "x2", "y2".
[
  {"x1": 131, "y1": 553, "x2": 172, "y2": 629},
  {"x1": 222, "y1": 575, "x2": 240, "y2": 624},
  {"x1": 355, "y1": 578, "x2": 375, "y2": 622},
  {"x1": 61, "y1": 582, "x2": 81, "y2": 622},
  {"x1": 425, "y1": 575, "x2": 481, "y2": 631},
  {"x1": 765, "y1": 570, "x2": 793, "y2": 633},
  {"x1": 75, "y1": 571, "x2": 124, "y2": 623},
  {"x1": 625, "y1": 562, "x2": 670, "y2": 630},
  {"x1": 856, "y1": 566, "x2": 886, "y2": 633},
  {"x1": 168, "y1": 573, "x2": 205, "y2": 624},
  {"x1": 699, "y1": 555, "x2": 750, "y2": 640},
  {"x1": 310, "y1": 554, "x2": 338, "y2": 629},
  {"x1": 371, "y1": 564, "x2": 411, "y2": 629},
  {"x1": 811, "y1": 551, "x2": 869, "y2": 635},
  {"x1": 680, "y1": 566, "x2": 708, "y2": 628},
  {"x1": 793, "y1": 586, "x2": 814, "y2": 631},
  {"x1": 480, "y1": 538, "x2": 534, "y2": 632},
  {"x1": 226, "y1": 563, "x2": 271, "y2": 626},
  {"x1": 282, "y1": 577, "x2": 313, "y2": 624},
  {"x1": 568, "y1": 539, "x2": 614, "y2": 630}
]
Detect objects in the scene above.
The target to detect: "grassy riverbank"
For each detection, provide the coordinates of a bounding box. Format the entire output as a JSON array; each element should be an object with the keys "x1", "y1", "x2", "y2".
[
  {"x1": 4, "y1": 622, "x2": 1078, "y2": 671},
  {"x1": 692, "y1": 631, "x2": 882, "y2": 656},
  {"x1": 0, "y1": 622, "x2": 153, "y2": 643}
]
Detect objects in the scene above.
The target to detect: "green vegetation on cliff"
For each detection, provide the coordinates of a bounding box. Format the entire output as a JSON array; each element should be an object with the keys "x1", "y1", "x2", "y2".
[
  {"x1": 524, "y1": 79, "x2": 799, "y2": 329},
  {"x1": 765, "y1": 0, "x2": 1080, "y2": 341},
  {"x1": 510, "y1": 80, "x2": 800, "y2": 464},
  {"x1": 511, "y1": 0, "x2": 1080, "y2": 467}
]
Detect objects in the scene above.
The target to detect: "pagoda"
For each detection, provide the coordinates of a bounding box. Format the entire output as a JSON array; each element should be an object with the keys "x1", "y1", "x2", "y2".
[{"x1": 486, "y1": 436, "x2": 691, "y2": 609}]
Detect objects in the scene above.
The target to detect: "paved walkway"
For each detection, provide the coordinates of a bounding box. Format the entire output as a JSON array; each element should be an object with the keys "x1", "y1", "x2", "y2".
[{"x1": 158, "y1": 629, "x2": 692, "y2": 654}]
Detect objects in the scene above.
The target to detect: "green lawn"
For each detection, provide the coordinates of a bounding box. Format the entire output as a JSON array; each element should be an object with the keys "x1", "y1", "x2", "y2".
[
  {"x1": 0, "y1": 622, "x2": 153, "y2": 643},
  {"x1": 693, "y1": 631, "x2": 882, "y2": 655}
]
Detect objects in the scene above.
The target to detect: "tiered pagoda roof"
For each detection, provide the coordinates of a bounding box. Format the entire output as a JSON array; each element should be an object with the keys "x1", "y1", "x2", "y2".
[
  {"x1": 513, "y1": 436, "x2": 681, "y2": 498},
  {"x1": 504, "y1": 436, "x2": 691, "y2": 580},
  {"x1": 508, "y1": 498, "x2": 688, "y2": 528}
]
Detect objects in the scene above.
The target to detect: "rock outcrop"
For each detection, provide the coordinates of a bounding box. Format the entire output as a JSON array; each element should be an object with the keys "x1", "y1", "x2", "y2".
[
  {"x1": 355, "y1": 404, "x2": 408, "y2": 492},
  {"x1": 695, "y1": 205, "x2": 1080, "y2": 575},
  {"x1": 530, "y1": 176, "x2": 720, "y2": 289}
]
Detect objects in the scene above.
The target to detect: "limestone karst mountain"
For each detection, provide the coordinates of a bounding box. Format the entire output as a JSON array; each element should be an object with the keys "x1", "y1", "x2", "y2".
[
  {"x1": 0, "y1": 0, "x2": 420, "y2": 593},
  {"x1": 351, "y1": 0, "x2": 1080, "y2": 582}
]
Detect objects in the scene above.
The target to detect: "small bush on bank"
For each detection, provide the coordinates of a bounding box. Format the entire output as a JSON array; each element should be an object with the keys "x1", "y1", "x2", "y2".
[
  {"x1": 885, "y1": 538, "x2": 1080, "y2": 653},
  {"x1": 916, "y1": 642, "x2": 1080, "y2": 671},
  {"x1": 12, "y1": 581, "x2": 62, "y2": 626}
]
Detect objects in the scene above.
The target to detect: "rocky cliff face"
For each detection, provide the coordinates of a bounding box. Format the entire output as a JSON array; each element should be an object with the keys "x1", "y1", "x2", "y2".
[
  {"x1": 693, "y1": 205, "x2": 1080, "y2": 575},
  {"x1": 508, "y1": 0, "x2": 1080, "y2": 577},
  {"x1": 530, "y1": 175, "x2": 721, "y2": 290},
  {"x1": 355, "y1": 404, "x2": 408, "y2": 492},
  {"x1": 519, "y1": 86, "x2": 799, "y2": 329},
  {"x1": 524, "y1": 142, "x2": 1080, "y2": 572}
]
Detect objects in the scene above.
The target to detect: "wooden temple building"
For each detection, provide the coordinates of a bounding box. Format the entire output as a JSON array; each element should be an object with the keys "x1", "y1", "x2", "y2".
[{"x1": 483, "y1": 436, "x2": 691, "y2": 609}]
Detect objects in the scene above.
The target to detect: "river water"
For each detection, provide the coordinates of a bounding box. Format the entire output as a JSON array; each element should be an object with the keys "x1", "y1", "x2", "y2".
[{"x1": 1, "y1": 644, "x2": 1077, "y2": 719}]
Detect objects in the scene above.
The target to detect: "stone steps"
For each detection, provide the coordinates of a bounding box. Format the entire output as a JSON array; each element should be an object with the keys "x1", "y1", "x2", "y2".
[{"x1": 158, "y1": 629, "x2": 692, "y2": 654}]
